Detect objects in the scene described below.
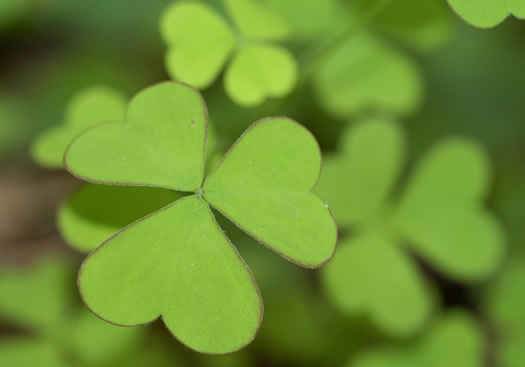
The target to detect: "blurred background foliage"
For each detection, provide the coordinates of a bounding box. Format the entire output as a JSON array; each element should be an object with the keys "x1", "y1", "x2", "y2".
[{"x1": 1, "y1": 0, "x2": 525, "y2": 366}]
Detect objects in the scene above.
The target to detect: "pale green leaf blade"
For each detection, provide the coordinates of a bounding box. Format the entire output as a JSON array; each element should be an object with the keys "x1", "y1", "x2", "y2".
[
  {"x1": 65, "y1": 82, "x2": 207, "y2": 191},
  {"x1": 314, "y1": 32, "x2": 423, "y2": 119},
  {"x1": 394, "y1": 138, "x2": 504, "y2": 281},
  {"x1": 71, "y1": 310, "x2": 144, "y2": 366},
  {"x1": 0, "y1": 339, "x2": 66, "y2": 367},
  {"x1": 203, "y1": 118, "x2": 337, "y2": 268},
  {"x1": 79, "y1": 195, "x2": 262, "y2": 354},
  {"x1": 315, "y1": 119, "x2": 405, "y2": 227},
  {"x1": 321, "y1": 234, "x2": 433, "y2": 337},
  {"x1": 0, "y1": 257, "x2": 74, "y2": 330},
  {"x1": 31, "y1": 86, "x2": 127, "y2": 169},
  {"x1": 447, "y1": 0, "x2": 525, "y2": 28},
  {"x1": 224, "y1": 45, "x2": 298, "y2": 106},
  {"x1": 58, "y1": 184, "x2": 179, "y2": 253},
  {"x1": 224, "y1": 0, "x2": 290, "y2": 41},
  {"x1": 160, "y1": 2, "x2": 235, "y2": 89}
]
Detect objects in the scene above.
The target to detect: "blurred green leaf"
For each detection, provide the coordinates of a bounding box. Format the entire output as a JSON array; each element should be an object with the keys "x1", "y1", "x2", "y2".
[
  {"x1": 58, "y1": 185, "x2": 178, "y2": 253},
  {"x1": 447, "y1": 0, "x2": 525, "y2": 28},
  {"x1": 393, "y1": 138, "x2": 505, "y2": 281},
  {"x1": 323, "y1": 233, "x2": 433, "y2": 337},
  {"x1": 317, "y1": 119, "x2": 504, "y2": 336},
  {"x1": 357, "y1": 0, "x2": 454, "y2": 51},
  {"x1": 160, "y1": 0, "x2": 298, "y2": 106},
  {"x1": 0, "y1": 339, "x2": 66, "y2": 367},
  {"x1": 0, "y1": 257, "x2": 74, "y2": 330},
  {"x1": 0, "y1": 0, "x2": 29, "y2": 30},
  {"x1": 31, "y1": 86, "x2": 127, "y2": 169},
  {"x1": 349, "y1": 311, "x2": 484, "y2": 367},
  {"x1": 315, "y1": 119, "x2": 405, "y2": 227},
  {"x1": 313, "y1": 32, "x2": 423, "y2": 119}
]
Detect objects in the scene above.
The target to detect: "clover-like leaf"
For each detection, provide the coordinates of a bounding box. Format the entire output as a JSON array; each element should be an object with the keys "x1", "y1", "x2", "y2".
[
  {"x1": 160, "y1": 2, "x2": 235, "y2": 89},
  {"x1": 317, "y1": 119, "x2": 504, "y2": 336},
  {"x1": 79, "y1": 195, "x2": 262, "y2": 354},
  {"x1": 322, "y1": 233, "x2": 433, "y2": 337},
  {"x1": 314, "y1": 32, "x2": 423, "y2": 119},
  {"x1": 447, "y1": 0, "x2": 525, "y2": 28},
  {"x1": 31, "y1": 86, "x2": 127, "y2": 168},
  {"x1": 160, "y1": 0, "x2": 298, "y2": 106},
  {"x1": 315, "y1": 119, "x2": 405, "y2": 227},
  {"x1": 356, "y1": 0, "x2": 454, "y2": 51},
  {"x1": 224, "y1": 45, "x2": 297, "y2": 107},
  {"x1": 350, "y1": 311, "x2": 483, "y2": 367},
  {"x1": 65, "y1": 82, "x2": 207, "y2": 191},
  {"x1": 393, "y1": 138, "x2": 505, "y2": 281},
  {"x1": 58, "y1": 185, "x2": 179, "y2": 252},
  {"x1": 64, "y1": 81, "x2": 336, "y2": 353},
  {"x1": 203, "y1": 117, "x2": 336, "y2": 268}
]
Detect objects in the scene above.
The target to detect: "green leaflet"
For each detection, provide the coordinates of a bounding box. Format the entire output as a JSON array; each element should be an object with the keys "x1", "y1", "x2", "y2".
[
  {"x1": 31, "y1": 86, "x2": 127, "y2": 168},
  {"x1": 322, "y1": 233, "x2": 432, "y2": 337},
  {"x1": 447, "y1": 0, "x2": 525, "y2": 28},
  {"x1": 203, "y1": 118, "x2": 336, "y2": 268},
  {"x1": 65, "y1": 83, "x2": 207, "y2": 191},
  {"x1": 349, "y1": 311, "x2": 484, "y2": 367},
  {"x1": 317, "y1": 119, "x2": 504, "y2": 336},
  {"x1": 65, "y1": 81, "x2": 336, "y2": 353},
  {"x1": 356, "y1": 0, "x2": 454, "y2": 51},
  {"x1": 160, "y1": 0, "x2": 298, "y2": 106},
  {"x1": 314, "y1": 32, "x2": 423, "y2": 119},
  {"x1": 58, "y1": 185, "x2": 179, "y2": 253}
]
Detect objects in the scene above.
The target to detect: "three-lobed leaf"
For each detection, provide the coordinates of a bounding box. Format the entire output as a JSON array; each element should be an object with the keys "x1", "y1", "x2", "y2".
[{"x1": 65, "y1": 81, "x2": 336, "y2": 353}]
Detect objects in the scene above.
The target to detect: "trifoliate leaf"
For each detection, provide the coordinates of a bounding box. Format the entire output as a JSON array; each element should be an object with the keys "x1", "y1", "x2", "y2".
[
  {"x1": 224, "y1": 0, "x2": 290, "y2": 41},
  {"x1": 65, "y1": 82, "x2": 207, "y2": 191},
  {"x1": 0, "y1": 257, "x2": 74, "y2": 330},
  {"x1": 79, "y1": 195, "x2": 262, "y2": 354},
  {"x1": 203, "y1": 117, "x2": 337, "y2": 268},
  {"x1": 393, "y1": 138, "x2": 505, "y2": 281},
  {"x1": 322, "y1": 233, "x2": 433, "y2": 337},
  {"x1": 58, "y1": 184, "x2": 179, "y2": 253},
  {"x1": 349, "y1": 311, "x2": 483, "y2": 367},
  {"x1": 224, "y1": 45, "x2": 298, "y2": 107},
  {"x1": 314, "y1": 32, "x2": 423, "y2": 119},
  {"x1": 159, "y1": 0, "x2": 298, "y2": 107},
  {"x1": 161, "y1": 2, "x2": 235, "y2": 89},
  {"x1": 0, "y1": 339, "x2": 66, "y2": 367},
  {"x1": 65, "y1": 82, "x2": 335, "y2": 353},
  {"x1": 31, "y1": 86, "x2": 127, "y2": 168},
  {"x1": 71, "y1": 310, "x2": 143, "y2": 366},
  {"x1": 447, "y1": 0, "x2": 525, "y2": 28},
  {"x1": 356, "y1": 0, "x2": 454, "y2": 51},
  {"x1": 315, "y1": 119, "x2": 405, "y2": 227}
]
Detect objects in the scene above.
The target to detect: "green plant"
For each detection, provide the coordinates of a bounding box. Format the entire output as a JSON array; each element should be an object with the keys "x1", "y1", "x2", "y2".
[
  {"x1": 316, "y1": 119, "x2": 505, "y2": 336},
  {"x1": 447, "y1": 0, "x2": 525, "y2": 28},
  {"x1": 63, "y1": 81, "x2": 337, "y2": 354},
  {"x1": 160, "y1": 0, "x2": 297, "y2": 106}
]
